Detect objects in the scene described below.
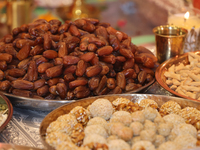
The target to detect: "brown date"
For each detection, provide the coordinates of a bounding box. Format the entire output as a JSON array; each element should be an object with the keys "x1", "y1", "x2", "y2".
[
  {"x1": 46, "y1": 65, "x2": 63, "y2": 78},
  {"x1": 0, "y1": 70, "x2": 4, "y2": 80},
  {"x1": 74, "y1": 86, "x2": 90, "y2": 99},
  {"x1": 63, "y1": 56, "x2": 80, "y2": 65},
  {"x1": 138, "y1": 70, "x2": 147, "y2": 84},
  {"x1": 143, "y1": 57, "x2": 155, "y2": 69},
  {"x1": 90, "y1": 55, "x2": 99, "y2": 65},
  {"x1": 94, "y1": 75, "x2": 107, "y2": 95},
  {"x1": 8, "y1": 68, "x2": 26, "y2": 78},
  {"x1": 96, "y1": 46, "x2": 113, "y2": 56},
  {"x1": 27, "y1": 60, "x2": 38, "y2": 81},
  {"x1": 74, "y1": 19, "x2": 86, "y2": 28},
  {"x1": 0, "y1": 61, "x2": 7, "y2": 71},
  {"x1": 125, "y1": 83, "x2": 139, "y2": 92},
  {"x1": 88, "y1": 77, "x2": 100, "y2": 91},
  {"x1": 54, "y1": 57, "x2": 63, "y2": 65},
  {"x1": 12, "y1": 79, "x2": 34, "y2": 90},
  {"x1": 4, "y1": 34, "x2": 13, "y2": 43},
  {"x1": 35, "y1": 56, "x2": 48, "y2": 66},
  {"x1": 0, "y1": 53, "x2": 12, "y2": 63},
  {"x1": 88, "y1": 37, "x2": 105, "y2": 47},
  {"x1": 76, "y1": 60, "x2": 86, "y2": 77},
  {"x1": 64, "y1": 65, "x2": 77, "y2": 74},
  {"x1": 69, "y1": 79, "x2": 88, "y2": 89},
  {"x1": 64, "y1": 73, "x2": 75, "y2": 82},
  {"x1": 116, "y1": 72, "x2": 126, "y2": 90},
  {"x1": 86, "y1": 65, "x2": 102, "y2": 77},
  {"x1": 82, "y1": 22, "x2": 96, "y2": 33},
  {"x1": 58, "y1": 23, "x2": 69, "y2": 34},
  {"x1": 16, "y1": 39, "x2": 35, "y2": 49},
  {"x1": 146, "y1": 74, "x2": 154, "y2": 82},
  {"x1": 69, "y1": 24, "x2": 81, "y2": 37},
  {"x1": 87, "y1": 43, "x2": 97, "y2": 52},
  {"x1": 122, "y1": 69, "x2": 135, "y2": 78},
  {"x1": 5, "y1": 45, "x2": 18, "y2": 58},
  {"x1": 30, "y1": 45, "x2": 44, "y2": 56},
  {"x1": 123, "y1": 58, "x2": 135, "y2": 70},
  {"x1": 47, "y1": 78, "x2": 60, "y2": 86},
  {"x1": 100, "y1": 65, "x2": 109, "y2": 75},
  {"x1": 109, "y1": 35, "x2": 120, "y2": 51},
  {"x1": 119, "y1": 48, "x2": 134, "y2": 59},
  {"x1": 49, "y1": 85, "x2": 57, "y2": 95},
  {"x1": 108, "y1": 86, "x2": 122, "y2": 94},
  {"x1": 107, "y1": 78, "x2": 116, "y2": 89},
  {"x1": 79, "y1": 52, "x2": 95, "y2": 62},
  {"x1": 43, "y1": 50, "x2": 58, "y2": 59},
  {"x1": 95, "y1": 26, "x2": 108, "y2": 40},
  {"x1": 100, "y1": 55, "x2": 116, "y2": 64},
  {"x1": 58, "y1": 42, "x2": 68, "y2": 57},
  {"x1": 37, "y1": 85, "x2": 49, "y2": 97},
  {"x1": 43, "y1": 33, "x2": 52, "y2": 50},
  {"x1": 33, "y1": 79, "x2": 46, "y2": 90},
  {"x1": 12, "y1": 89, "x2": 32, "y2": 97},
  {"x1": 17, "y1": 44, "x2": 31, "y2": 61},
  {"x1": 38, "y1": 62, "x2": 54, "y2": 74},
  {"x1": 0, "y1": 80, "x2": 11, "y2": 91},
  {"x1": 56, "y1": 83, "x2": 67, "y2": 99}
]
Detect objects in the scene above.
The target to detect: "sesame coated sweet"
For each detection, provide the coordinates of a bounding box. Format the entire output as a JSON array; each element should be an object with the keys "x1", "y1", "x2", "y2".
[
  {"x1": 159, "y1": 101, "x2": 181, "y2": 116},
  {"x1": 45, "y1": 132, "x2": 72, "y2": 148},
  {"x1": 89, "y1": 98, "x2": 114, "y2": 120},
  {"x1": 163, "y1": 114, "x2": 185, "y2": 126},
  {"x1": 139, "y1": 99, "x2": 158, "y2": 109},
  {"x1": 84, "y1": 124, "x2": 108, "y2": 138},
  {"x1": 110, "y1": 111, "x2": 132, "y2": 126},
  {"x1": 108, "y1": 139, "x2": 131, "y2": 150},
  {"x1": 83, "y1": 133, "x2": 107, "y2": 146},
  {"x1": 87, "y1": 117, "x2": 108, "y2": 129},
  {"x1": 112, "y1": 97, "x2": 131, "y2": 107},
  {"x1": 56, "y1": 114, "x2": 78, "y2": 128},
  {"x1": 178, "y1": 107, "x2": 200, "y2": 124},
  {"x1": 131, "y1": 140, "x2": 156, "y2": 150}
]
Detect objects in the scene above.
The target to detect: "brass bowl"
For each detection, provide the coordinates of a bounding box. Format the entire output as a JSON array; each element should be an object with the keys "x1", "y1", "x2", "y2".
[
  {"x1": 0, "y1": 93, "x2": 13, "y2": 132},
  {"x1": 39, "y1": 93, "x2": 200, "y2": 149},
  {"x1": 155, "y1": 50, "x2": 200, "y2": 102}
]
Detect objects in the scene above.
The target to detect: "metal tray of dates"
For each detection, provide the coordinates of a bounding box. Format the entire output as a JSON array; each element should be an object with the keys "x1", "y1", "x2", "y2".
[
  {"x1": 0, "y1": 79, "x2": 154, "y2": 111},
  {"x1": 0, "y1": 18, "x2": 157, "y2": 111}
]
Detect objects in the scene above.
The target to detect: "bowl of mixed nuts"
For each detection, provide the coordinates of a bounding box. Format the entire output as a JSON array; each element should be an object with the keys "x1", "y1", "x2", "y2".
[{"x1": 0, "y1": 93, "x2": 13, "y2": 132}]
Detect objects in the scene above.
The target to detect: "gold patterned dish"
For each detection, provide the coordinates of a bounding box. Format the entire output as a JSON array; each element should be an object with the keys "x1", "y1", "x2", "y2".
[
  {"x1": 0, "y1": 93, "x2": 13, "y2": 132},
  {"x1": 40, "y1": 93, "x2": 200, "y2": 150},
  {"x1": 155, "y1": 51, "x2": 200, "y2": 102}
]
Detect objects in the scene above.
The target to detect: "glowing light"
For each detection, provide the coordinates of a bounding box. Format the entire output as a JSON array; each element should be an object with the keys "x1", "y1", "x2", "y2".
[{"x1": 184, "y1": 11, "x2": 190, "y2": 20}]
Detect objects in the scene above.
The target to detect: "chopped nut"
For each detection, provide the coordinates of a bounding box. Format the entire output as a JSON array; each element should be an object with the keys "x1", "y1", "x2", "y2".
[
  {"x1": 139, "y1": 99, "x2": 158, "y2": 109},
  {"x1": 71, "y1": 123, "x2": 85, "y2": 146},
  {"x1": 71, "y1": 106, "x2": 89, "y2": 126},
  {"x1": 84, "y1": 142, "x2": 109, "y2": 150},
  {"x1": 159, "y1": 101, "x2": 181, "y2": 117},
  {"x1": 179, "y1": 107, "x2": 200, "y2": 124}
]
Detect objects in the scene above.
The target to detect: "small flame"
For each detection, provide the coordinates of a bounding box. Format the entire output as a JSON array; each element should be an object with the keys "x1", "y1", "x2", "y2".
[{"x1": 184, "y1": 11, "x2": 190, "y2": 20}]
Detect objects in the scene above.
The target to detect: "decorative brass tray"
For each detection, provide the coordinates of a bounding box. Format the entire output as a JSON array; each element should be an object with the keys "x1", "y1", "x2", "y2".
[
  {"x1": 155, "y1": 51, "x2": 200, "y2": 102},
  {"x1": 40, "y1": 93, "x2": 200, "y2": 150}
]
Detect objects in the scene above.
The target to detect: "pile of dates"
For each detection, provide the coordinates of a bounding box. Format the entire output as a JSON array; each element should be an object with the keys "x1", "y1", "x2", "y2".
[{"x1": 0, "y1": 18, "x2": 158, "y2": 100}]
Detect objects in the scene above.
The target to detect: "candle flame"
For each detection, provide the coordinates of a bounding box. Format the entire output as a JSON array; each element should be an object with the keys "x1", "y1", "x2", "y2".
[{"x1": 184, "y1": 11, "x2": 190, "y2": 20}]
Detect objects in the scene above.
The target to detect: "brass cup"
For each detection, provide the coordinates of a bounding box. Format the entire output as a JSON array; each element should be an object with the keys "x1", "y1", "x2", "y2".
[{"x1": 153, "y1": 25, "x2": 188, "y2": 64}]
